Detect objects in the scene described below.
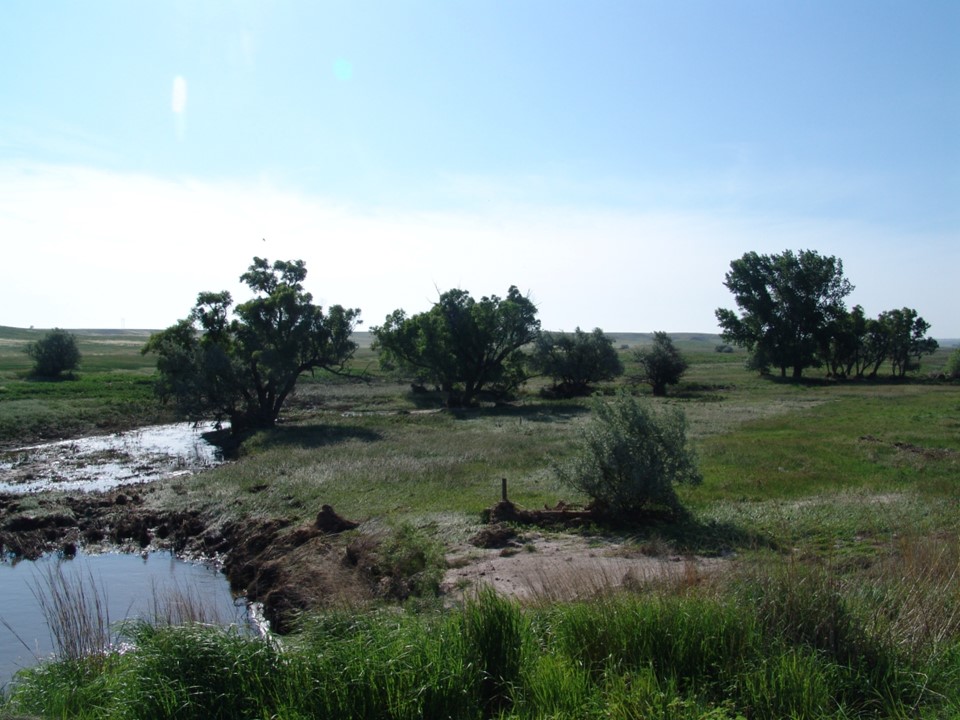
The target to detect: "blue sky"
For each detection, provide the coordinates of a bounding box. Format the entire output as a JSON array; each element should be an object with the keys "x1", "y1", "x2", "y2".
[{"x1": 2, "y1": 1, "x2": 957, "y2": 336}]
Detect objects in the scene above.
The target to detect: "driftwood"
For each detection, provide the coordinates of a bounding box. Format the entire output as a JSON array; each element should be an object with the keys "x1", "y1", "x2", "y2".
[{"x1": 487, "y1": 500, "x2": 596, "y2": 527}]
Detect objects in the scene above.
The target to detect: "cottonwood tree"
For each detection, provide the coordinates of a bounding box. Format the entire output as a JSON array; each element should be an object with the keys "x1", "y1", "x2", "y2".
[
  {"x1": 880, "y1": 307, "x2": 938, "y2": 377},
  {"x1": 372, "y1": 286, "x2": 539, "y2": 407},
  {"x1": 716, "y1": 249, "x2": 853, "y2": 379},
  {"x1": 143, "y1": 257, "x2": 360, "y2": 432},
  {"x1": 25, "y1": 328, "x2": 81, "y2": 378},
  {"x1": 818, "y1": 305, "x2": 938, "y2": 379},
  {"x1": 633, "y1": 331, "x2": 688, "y2": 396},
  {"x1": 530, "y1": 327, "x2": 624, "y2": 397}
]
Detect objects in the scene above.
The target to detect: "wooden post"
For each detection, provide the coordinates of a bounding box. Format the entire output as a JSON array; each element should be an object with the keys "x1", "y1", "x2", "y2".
[{"x1": 501, "y1": 477, "x2": 508, "y2": 502}]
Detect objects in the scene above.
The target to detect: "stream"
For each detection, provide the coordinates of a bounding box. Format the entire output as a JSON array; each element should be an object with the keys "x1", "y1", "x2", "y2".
[
  {"x1": 0, "y1": 422, "x2": 226, "y2": 494},
  {"x1": 0, "y1": 422, "x2": 246, "y2": 691}
]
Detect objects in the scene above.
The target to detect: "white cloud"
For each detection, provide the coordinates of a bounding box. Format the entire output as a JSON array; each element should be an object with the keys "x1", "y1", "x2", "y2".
[{"x1": 0, "y1": 161, "x2": 956, "y2": 337}]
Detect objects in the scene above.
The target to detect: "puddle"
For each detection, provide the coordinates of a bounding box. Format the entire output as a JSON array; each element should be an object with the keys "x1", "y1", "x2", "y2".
[
  {"x1": 0, "y1": 550, "x2": 254, "y2": 691},
  {"x1": 0, "y1": 422, "x2": 226, "y2": 494}
]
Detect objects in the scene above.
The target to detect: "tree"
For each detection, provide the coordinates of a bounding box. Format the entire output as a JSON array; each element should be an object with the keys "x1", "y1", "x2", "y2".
[
  {"x1": 553, "y1": 392, "x2": 701, "y2": 518},
  {"x1": 25, "y1": 328, "x2": 81, "y2": 378},
  {"x1": 529, "y1": 327, "x2": 624, "y2": 397},
  {"x1": 716, "y1": 249, "x2": 853, "y2": 378},
  {"x1": 879, "y1": 307, "x2": 938, "y2": 377},
  {"x1": 372, "y1": 286, "x2": 540, "y2": 407},
  {"x1": 143, "y1": 257, "x2": 361, "y2": 432},
  {"x1": 633, "y1": 331, "x2": 688, "y2": 396}
]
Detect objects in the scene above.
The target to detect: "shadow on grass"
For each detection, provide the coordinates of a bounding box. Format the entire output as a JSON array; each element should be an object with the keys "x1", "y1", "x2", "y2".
[
  {"x1": 570, "y1": 511, "x2": 781, "y2": 557},
  {"x1": 671, "y1": 382, "x2": 731, "y2": 402},
  {"x1": 634, "y1": 514, "x2": 781, "y2": 556},
  {"x1": 450, "y1": 403, "x2": 590, "y2": 423},
  {"x1": 239, "y1": 423, "x2": 384, "y2": 451}
]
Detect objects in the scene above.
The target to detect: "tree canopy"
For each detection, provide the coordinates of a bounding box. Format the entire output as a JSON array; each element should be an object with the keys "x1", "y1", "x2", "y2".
[
  {"x1": 372, "y1": 286, "x2": 540, "y2": 407},
  {"x1": 530, "y1": 327, "x2": 624, "y2": 397},
  {"x1": 143, "y1": 257, "x2": 361, "y2": 432},
  {"x1": 716, "y1": 249, "x2": 853, "y2": 378},
  {"x1": 633, "y1": 331, "x2": 688, "y2": 396},
  {"x1": 25, "y1": 328, "x2": 81, "y2": 378}
]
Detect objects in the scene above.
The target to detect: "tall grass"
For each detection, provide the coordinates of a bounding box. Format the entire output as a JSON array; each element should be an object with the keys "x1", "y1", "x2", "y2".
[
  {"x1": 32, "y1": 563, "x2": 112, "y2": 664},
  {"x1": 5, "y1": 571, "x2": 958, "y2": 719}
]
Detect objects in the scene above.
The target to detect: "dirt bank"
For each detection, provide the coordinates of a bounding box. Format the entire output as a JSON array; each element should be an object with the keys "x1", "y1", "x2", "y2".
[
  {"x1": 0, "y1": 488, "x2": 382, "y2": 633},
  {"x1": 1, "y1": 489, "x2": 727, "y2": 632}
]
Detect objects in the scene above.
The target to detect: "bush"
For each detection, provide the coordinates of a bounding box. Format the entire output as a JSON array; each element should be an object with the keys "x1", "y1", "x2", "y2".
[
  {"x1": 25, "y1": 328, "x2": 81, "y2": 378},
  {"x1": 554, "y1": 392, "x2": 701, "y2": 518},
  {"x1": 945, "y1": 348, "x2": 960, "y2": 380}
]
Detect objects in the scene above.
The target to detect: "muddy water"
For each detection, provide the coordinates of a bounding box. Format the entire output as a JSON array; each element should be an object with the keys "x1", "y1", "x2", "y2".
[
  {"x1": 0, "y1": 422, "x2": 226, "y2": 494},
  {"x1": 0, "y1": 550, "x2": 251, "y2": 691}
]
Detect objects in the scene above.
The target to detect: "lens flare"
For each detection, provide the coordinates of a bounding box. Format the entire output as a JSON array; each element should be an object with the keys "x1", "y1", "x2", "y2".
[{"x1": 171, "y1": 75, "x2": 188, "y2": 114}]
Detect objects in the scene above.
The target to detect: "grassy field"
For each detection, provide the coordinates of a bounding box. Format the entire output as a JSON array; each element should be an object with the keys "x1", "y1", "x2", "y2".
[
  {"x1": 0, "y1": 327, "x2": 173, "y2": 445},
  {"x1": 1, "y1": 326, "x2": 959, "y2": 718}
]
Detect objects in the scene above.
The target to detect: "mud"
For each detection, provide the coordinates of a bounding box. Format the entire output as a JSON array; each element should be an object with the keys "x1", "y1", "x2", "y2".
[
  {"x1": 0, "y1": 422, "x2": 227, "y2": 494},
  {"x1": 0, "y1": 490, "x2": 390, "y2": 634}
]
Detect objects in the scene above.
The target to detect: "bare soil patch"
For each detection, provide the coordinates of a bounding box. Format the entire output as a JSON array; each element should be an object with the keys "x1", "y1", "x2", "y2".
[{"x1": 444, "y1": 531, "x2": 724, "y2": 602}]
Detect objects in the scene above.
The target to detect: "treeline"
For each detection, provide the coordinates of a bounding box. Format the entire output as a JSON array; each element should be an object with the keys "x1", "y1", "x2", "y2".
[
  {"x1": 715, "y1": 249, "x2": 938, "y2": 379},
  {"x1": 140, "y1": 252, "x2": 944, "y2": 432}
]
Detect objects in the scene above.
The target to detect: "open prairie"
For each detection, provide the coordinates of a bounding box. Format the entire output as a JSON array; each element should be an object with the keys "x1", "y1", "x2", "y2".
[{"x1": 1, "y1": 326, "x2": 958, "y2": 718}]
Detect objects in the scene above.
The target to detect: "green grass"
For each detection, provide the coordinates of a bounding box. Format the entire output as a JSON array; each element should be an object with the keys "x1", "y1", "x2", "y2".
[
  {"x1": 0, "y1": 327, "x2": 171, "y2": 444},
  {"x1": 4, "y1": 581, "x2": 958, "y2": 719},
  {"x1": 2, "y1": 327, "x2": 959, "y2": 718}
]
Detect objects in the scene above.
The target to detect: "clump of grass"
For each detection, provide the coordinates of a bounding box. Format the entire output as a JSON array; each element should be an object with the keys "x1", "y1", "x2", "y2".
[
  {"x1": 463, "y1": 587, "x2": 528, "y2": 715},
  {"x1": 32, "y1": 562, "x2": 112, "y2": 664}
]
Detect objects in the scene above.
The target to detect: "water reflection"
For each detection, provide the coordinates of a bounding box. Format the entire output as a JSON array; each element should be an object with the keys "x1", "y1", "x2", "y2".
[
  {"x1": 0, "y1": 550, "x2": 250, "y2": 690},
  {"x1": 0, "y1": 422, "x2": 226, "y2": 494}
]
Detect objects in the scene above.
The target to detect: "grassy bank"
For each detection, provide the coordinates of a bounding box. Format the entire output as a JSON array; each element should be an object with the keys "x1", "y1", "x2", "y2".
[
  {"x1": 0, "y1": 328, "x2": 172, "y2": 445},
  {"x1": 3, "y1": 566, "x2": 958, "y2": 719},
  {"x1": 1, "y1": 327, "x2": 959, "y2": 718}
]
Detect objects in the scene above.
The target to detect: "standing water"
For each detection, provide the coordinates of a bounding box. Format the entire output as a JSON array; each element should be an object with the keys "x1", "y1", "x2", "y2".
[
  {"x1": 0, "y1": 551, "x2": 250, "y2": 691},
  {"x1": 0, "y1": 422, "x2": 244, "y2": 690},
  {"x1": 0, "y1": 421, "x2": 226, "y2": 494}
]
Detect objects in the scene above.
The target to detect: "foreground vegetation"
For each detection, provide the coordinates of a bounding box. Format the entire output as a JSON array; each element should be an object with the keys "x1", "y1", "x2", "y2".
[{"x1": 1, "y1": 326, "x2": 958, "y2": 718}]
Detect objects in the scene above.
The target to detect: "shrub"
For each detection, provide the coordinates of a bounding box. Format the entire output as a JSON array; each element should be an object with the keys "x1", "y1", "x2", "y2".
[
  {"x1": 375, "y1": 522, "x2": 446, "y2": 599},
  {"x1": 554, "y1": 392, "x2": 701, "y2": 518},
  {"x1": 25, "y1": 328, "x2": 81, "y2": 378},
  {"x1": 945, "y1": 348, "x2": 960, "y2": 380}
]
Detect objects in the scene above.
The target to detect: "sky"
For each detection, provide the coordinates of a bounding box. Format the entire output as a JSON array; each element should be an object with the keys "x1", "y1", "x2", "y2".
[{"x1": 1, "y1": 1, "x2": 958, "y2": 337}]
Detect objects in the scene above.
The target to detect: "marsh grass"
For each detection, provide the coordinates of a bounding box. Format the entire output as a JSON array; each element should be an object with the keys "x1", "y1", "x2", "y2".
[
  {"x1": 4, "y1": 571, "x2": 959, "y2": 719},
  {"x1": 32, "y1": 563, "x2": 112, "y2": 664}
]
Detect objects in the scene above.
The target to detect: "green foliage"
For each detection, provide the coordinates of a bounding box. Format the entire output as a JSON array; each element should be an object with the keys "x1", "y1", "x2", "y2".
[
  {"x1": 879, "y1": 307, "x2": 938, "y2": 377},
  {"x1": 463, "y1": 588, "x2": 528, "y2": 715},
  {"x1": 24, "y1": 328, "x2": 81, "y2": 378},
  {"x1": 554, "y1": 392, "x2": 702, "y2": 517},
  {"x1": 143, "y1": 257, "x2": 360, "y2": 431},
  {"x1": 716, "y1": 249, "x2": 853, "y2": 379},
  {"x1": 945, "y1": 347, "x2": 960, "y2": 379},
  {"x1": 375, "y1": 522, "x2": 447, "y2": 599},
  {"x1": 9, "y1": 585, "x2": 954, "y2": 719},
  {"x1": 530, "y1": 326, "x2": 624, "y2": 396},
  {"x1": 371, "y1": 285, "x2": 539, "y2": 406},
  {"x1": 633, "y1": 331, "x2": 689, "y2": 396}
]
